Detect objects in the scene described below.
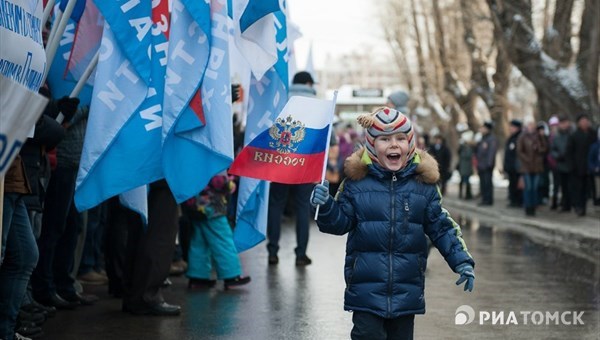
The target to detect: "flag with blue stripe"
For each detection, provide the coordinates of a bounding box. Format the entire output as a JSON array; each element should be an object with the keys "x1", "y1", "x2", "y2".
[
  {"x1": 46, "y1": 15, "x2": 93, "y2": 105},
  {"x1": 162, "y1": 0, "x2": 233, "y2": 203},
  {"x1": 75, "y1": 1, "x2": 170, "y2": 219},
  {"x1": 233, "y1": 8, "x2": 288, "y2": 252},
  {"x1": 231, "y1": 0, "x2": 279, "y2": 80},
  {"x1": 58, "y1": 0, "x2": 86, "y2": 22}
]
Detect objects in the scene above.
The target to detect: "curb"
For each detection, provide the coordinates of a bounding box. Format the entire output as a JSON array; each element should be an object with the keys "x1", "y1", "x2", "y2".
[{"x1": 444, "y1": 199, "x2": 600, "y2": 264}]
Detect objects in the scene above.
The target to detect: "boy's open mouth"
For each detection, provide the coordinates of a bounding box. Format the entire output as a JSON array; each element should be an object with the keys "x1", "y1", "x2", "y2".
[{"x1": 387, "y1": 153, "x2": 401, "y2": 161}]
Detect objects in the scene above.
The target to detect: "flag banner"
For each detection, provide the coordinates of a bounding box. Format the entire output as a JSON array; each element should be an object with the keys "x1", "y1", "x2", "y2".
[
  {"x1": 75, "y1": 0, "x2": 169, "y2": 217},
  {"x1": 229, "y1": 96, "x2": 333, "y2": 183},
  {"x1": 238, "y1": 0, "x2": 279, "y2": 33},
  {"x1": 231, "y1": 0, "x2": 279, "y2": 80},
  {"x1": 162, "y1": 0, "x2": 233, "y2": 203},
  {"x1": 0, "y1": 0, "x2": 46, "y2": 92},
  {"x1": 46, "y1": 10, "x2": 93, "y2": 105},
  {"x1": 65, "y1": 0, "x2": 103, "y2": 85},
  {"x1": 233, "y1": 8, "x2": 288, "y2": 252},
  {"x1": 58, "y1": 0, "x2": 85, "y2": 22},
  {"x1": 0, "y1": 74, "x2": 48, "y2": 177}
]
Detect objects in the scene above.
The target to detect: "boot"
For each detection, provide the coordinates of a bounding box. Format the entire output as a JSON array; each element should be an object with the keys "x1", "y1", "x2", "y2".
[
  {"x1": 223, "y1": 276, "x2": 251, "y2": 289},
  {"x1": 550, "y1": 196, "x2": 558, "y2": 210},
  {"x1": 525, "y1": 207, "x2": 535, "y2": 216},
  {"x1": 465, "y1": 184, "x2": 473, "y2": 200},
  {"x1": 458, "y1": 183, "x2": 463, "y2": 199}
]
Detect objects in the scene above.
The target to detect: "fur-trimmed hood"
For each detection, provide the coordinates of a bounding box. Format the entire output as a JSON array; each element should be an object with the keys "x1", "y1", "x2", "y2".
[{"x1": 343, "y1": 147, "x2": 440, "y2": 184}]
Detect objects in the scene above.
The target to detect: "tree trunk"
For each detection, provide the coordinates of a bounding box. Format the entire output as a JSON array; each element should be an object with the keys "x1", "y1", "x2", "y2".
[
  {"x1": 487, "y1": 0, "x2": 593, "y2": 120},
  {"x1": 577, "y1": 0, "x2": 600, "y2": 120},
  {"x1": 543, "y1": 0, "x2": 574, "y2": 66},
  {"x1": 410, "y1": 0, "x2": 432, "y2": 105}
]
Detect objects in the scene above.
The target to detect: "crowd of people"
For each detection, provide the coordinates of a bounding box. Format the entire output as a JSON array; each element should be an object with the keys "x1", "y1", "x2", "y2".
[{"x1": 2, "y1": 69, "x2": 599, "y2": 339}]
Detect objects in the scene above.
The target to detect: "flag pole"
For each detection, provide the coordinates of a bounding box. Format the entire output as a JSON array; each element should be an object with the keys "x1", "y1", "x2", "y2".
[
  {"x1": 314, "y1": 90, "x2": 338, "y2": 220},
  {"x1": 42, "y1": 0, "x2": 56, "y2": 29},
  {"x1": 55, "y1": 50, "x2": 99, "y2": 124},
  {"x1": 0, "y1": 177, "x2": 4, "y2": 253},
  {"x1": 43, "y1": 0, "x2": 77, "y2": 84}
]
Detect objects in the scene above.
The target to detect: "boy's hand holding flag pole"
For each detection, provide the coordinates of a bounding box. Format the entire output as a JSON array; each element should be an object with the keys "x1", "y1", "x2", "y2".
[{"x1": 314, "y1": 90, "x2": 338, "y2": 219}]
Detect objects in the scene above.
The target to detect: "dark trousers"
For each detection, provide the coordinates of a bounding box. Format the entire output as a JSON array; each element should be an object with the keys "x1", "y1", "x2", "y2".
[
  {"x1": 459, "y1": 175, "x2": 472, "y2": 199},
  {"x1": 267, "y1": 182, "x2": 313, "y2": 258},
  {"x1": 507, "y1": 170, "x2": 522, "y2": 206},
  {"x1": 478, "y1": 169, "x2": 494, "y2": 204},
  {"x1": 122, "y1": 180, "x2": 179, "y2": 307},
  {"x1": 571, "y1": 174, "x2": 591, "y2": 214},
  {"x1": 79, "y1": 202, "x2": 107, "y2": 275},
  {"x1": 351, "y1": 311, "x2": 414, "y2": 340},
  {"x1": 558, "y1": 171, "x2": 572, "y2": 210},
  {"x1": 105, "y1": 197, "x2": 131, "y2": 298},
  {"x1": 31, "y1": 166, "x2": 79, "y2": 300}
]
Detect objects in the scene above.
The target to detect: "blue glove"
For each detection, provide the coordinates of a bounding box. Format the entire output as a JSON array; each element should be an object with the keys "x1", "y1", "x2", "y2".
[
  {"x1": 310, "y1": 180, "x2": 330, "y2": 208},
  {"x1": 455, "y1": 263, "x2": 475, "y2": 292}
]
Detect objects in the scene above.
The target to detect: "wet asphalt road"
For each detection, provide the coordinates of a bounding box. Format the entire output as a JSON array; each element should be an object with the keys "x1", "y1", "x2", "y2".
[{"x1": 42, "y1": 215, "x2": 599, "y2": 340}]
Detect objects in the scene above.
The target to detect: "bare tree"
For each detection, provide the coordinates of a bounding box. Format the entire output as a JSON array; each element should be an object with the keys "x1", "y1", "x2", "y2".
[
  {"x1": 487, "y1": 0, "x2": 599, "y2": 121},
  {"x1": 577, "y1": 0, "x2": 600, "y2": 118}
]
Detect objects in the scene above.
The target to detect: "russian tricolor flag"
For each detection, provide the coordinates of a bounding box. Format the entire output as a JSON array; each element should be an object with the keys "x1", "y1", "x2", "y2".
[{"x1": 229, "y1": 95, "x2": 335, "y2": 184}]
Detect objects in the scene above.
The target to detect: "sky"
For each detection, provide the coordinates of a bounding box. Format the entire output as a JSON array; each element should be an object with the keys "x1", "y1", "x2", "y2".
[{"x1": 287, "y1": 0, "x2": 389, "y2": 70}]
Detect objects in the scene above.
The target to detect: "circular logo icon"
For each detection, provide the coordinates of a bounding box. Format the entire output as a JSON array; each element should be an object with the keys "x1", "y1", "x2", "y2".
[{"x1": 455, "y1": 305, "x2": 475, "y2": 325}]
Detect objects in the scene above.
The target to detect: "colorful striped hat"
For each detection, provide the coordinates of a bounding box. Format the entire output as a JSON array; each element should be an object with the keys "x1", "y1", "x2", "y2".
[{"x1": 357, "y1": 107, "x2": 416, "y2": 164}]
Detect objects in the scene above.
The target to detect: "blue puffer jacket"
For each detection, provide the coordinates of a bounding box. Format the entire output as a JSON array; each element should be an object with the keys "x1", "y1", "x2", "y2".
[{"x1": 316, "y1": 148, "x2": 475, "y2": 318}]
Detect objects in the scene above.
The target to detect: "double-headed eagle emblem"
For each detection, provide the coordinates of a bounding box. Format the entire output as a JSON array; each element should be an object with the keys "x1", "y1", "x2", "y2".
[{"x1": 269, "y1": 115, "x2": 306, "y2": 153}]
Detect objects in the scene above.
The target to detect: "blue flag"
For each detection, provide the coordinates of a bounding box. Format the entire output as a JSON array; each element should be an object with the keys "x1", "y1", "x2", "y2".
[
  {"x1": 162, "y1": 0, "x2": 233, "y2": 203},
  {"x1": 234, "y1": 9, "x2": 288, "y2": 252},
  {"x1": 46, "y1": 14, "x2": 93, "y2": 105},
  {"x1": 75, "y1": 1, "x2": 170, "y2": 218},
  {"x1": 58, "y1": 0, "x2": 86, "y2": 22},
  {"x1": 239, "y1": 0, "x2": 279, "y2": 33}
]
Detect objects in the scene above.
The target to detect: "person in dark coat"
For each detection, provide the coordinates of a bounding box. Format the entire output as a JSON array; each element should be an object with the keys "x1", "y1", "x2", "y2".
[
  {"x1": 310, "y1": 107, "x2": 475, "y2": 339},
  {"x1": 475, "y1": 121, "x2": 498, "y2": 206},
  {"x1": 550, "y1": 116, "x2": 573, "y2": 211},
  {"x1": 430, "y1": 134, "x2": 452, "y2": 195},
  {"x1": 567, "y1": 114, "x2": 596, "y2": 216},
  {"x1": 503, "y1": 119, "x2": 522, "y2": 207},
  {"x1": 457, "y1": 131, "x2": 475, "y2": 199},
  {"x1": 589, "y1": 127, "x2": 600, "y2": 206}
]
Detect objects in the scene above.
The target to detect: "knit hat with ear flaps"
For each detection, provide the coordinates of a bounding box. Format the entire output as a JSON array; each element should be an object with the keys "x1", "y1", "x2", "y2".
[{"x1": 357, "y1": 107, "x2": 416, "y2": 165}]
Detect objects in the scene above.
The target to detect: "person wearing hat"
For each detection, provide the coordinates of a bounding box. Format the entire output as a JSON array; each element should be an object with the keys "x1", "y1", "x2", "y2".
[
  {"x1": 475, "y1": 120, "x2": 498, "y2": 206},
  {"x1": 386, "y1": 90, "x2": 409, "y2": 113},
  {"x1": 310, "y1": 107, "x2": 475, "y2": 339},
  {"x1": 503, "y1": 119, "x2": 523, "y2": 207}
]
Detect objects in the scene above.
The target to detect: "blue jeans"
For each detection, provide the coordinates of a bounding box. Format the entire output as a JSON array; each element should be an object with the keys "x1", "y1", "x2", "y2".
[
  {"x1": 187, "y1": 216, "x2": 241, "y2": 280},
  {"x1": 0, "y1": 194, "x2": 39, "y2": 340},
  {"x1": 523, "y1": 173, "x2": 540, "y2": 209},
  {"x1": 267, "y1": 182, "x2": 313, "y2": 257}
]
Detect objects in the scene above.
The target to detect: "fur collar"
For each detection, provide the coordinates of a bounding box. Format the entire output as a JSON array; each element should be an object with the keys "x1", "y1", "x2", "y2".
[{"x1": 343, "y1": 147, "x2": 440, "y2": 184}]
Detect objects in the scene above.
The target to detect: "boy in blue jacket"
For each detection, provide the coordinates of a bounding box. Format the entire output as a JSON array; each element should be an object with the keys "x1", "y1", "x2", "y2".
[{"x1": 311, "y1": 107, "x2": 475, "y2": 339}]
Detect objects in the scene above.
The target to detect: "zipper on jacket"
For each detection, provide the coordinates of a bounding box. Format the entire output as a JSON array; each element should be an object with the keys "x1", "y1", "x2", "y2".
[
  {"x1": 387, "y1": 172, "x2": 397, "y2": 317},
  {"x1": 404, "y1": 197, "x2": 409, "y2": 233}
]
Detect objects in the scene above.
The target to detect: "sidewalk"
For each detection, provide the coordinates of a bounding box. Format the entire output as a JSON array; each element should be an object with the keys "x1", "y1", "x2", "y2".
[{"x1": 442, "y1": 182, "x2": 600, "y2": 264}]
